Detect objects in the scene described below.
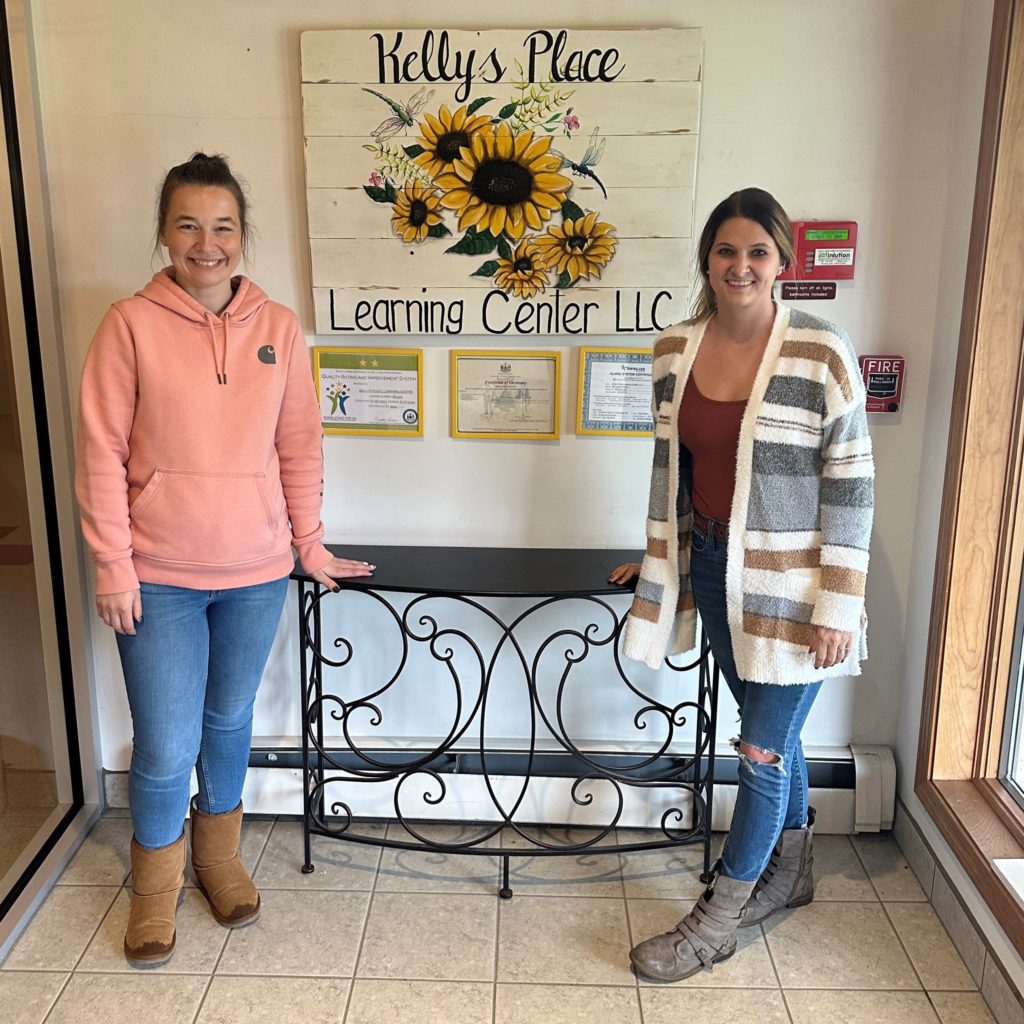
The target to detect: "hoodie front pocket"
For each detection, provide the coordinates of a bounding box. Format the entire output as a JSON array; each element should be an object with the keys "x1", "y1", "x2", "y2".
[
  {"x1": 130, "y1": 468, "x2": 288, "y2": 566},
  {"x1": 128, "y1": 470, "x2": 166, "y2": 519}
]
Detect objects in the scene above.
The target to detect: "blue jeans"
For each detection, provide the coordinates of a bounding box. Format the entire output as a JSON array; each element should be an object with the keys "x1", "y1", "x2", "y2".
[
  {"x1": 689, "y1": 518, "x2": 821, "y2": 883},
  {"x1": 116, "y1": 578, "x2": 288, "y2": 849}
]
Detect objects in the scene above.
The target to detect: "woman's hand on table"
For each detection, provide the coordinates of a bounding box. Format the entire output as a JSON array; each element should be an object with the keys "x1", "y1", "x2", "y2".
[
  {"x1": 96, "y1": 590, "x2": 142, "y2": 635},
  {"x1": 809, "y1": 625, "x2": 854, "y2": 670},
  {"x1": 608, "y1": 562, "x2": 641, "y2": 585},
  {"x1": 311, "y1": 556, "x2": 376, "y2": 591}
]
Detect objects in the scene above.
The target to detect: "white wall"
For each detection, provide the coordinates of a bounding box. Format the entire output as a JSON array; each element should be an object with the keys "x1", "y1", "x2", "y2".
[{"x1": 26, "y1": 1, "x2": 984, "y2": 788}]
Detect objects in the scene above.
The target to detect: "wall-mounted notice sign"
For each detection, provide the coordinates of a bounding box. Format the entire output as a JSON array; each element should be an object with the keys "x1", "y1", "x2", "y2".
[
  {"x1": 779, "y1": 221, "x2": 857, "y2": 282},
  {"x1": 859, "y1": 355, "x2": 905, "y2": 414},
  {"x1": 780, "y1": 281, "x2": 836, "y2": 301}
]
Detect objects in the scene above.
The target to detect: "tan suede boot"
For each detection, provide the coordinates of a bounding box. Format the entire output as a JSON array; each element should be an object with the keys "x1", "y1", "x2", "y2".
[
  {"x1": 190, "y1": 800, "x2": 260, "y2": 928},
  {"x1": 124, "y1": 834, "x2": 185, "y2": 968}
]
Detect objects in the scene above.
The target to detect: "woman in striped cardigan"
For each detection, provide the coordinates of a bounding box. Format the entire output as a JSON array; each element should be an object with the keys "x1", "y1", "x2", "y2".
[{"x1": 610, "y1": 188, "x2": 873, "y2": 983}]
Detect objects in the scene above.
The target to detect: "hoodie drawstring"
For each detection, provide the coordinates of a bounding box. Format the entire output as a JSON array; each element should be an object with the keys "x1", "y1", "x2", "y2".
[
  {"x1": 205, "y1": 311, "x2": 232, "y2": 385},
  {"x1": 222, "y1": 312, "x2": 231, "y2": 385}
]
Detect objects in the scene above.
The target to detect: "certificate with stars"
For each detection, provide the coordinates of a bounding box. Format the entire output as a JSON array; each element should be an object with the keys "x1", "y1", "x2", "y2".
[{"x1": 313, "y1": 346, "x2": 423, "y2": 437}]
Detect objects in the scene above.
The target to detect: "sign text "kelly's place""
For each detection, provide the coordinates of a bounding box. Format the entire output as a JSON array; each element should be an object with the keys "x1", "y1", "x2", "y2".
[{"x1": 372, "y1": 30, "x2": 625, "y2": 102}]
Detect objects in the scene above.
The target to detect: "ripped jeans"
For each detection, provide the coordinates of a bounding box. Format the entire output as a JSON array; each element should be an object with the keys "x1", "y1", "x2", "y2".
[{"x1": 689, "y1": 518, "x2": 822, "y2": 883}]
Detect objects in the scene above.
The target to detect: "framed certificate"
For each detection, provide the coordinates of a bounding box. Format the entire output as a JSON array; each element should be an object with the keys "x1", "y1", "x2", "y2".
[
  {"x1": 450, "y1": 350, "x2": 560, "y2": 441},
  {"x1": 576, "y1": 347, "x2": 654, "y2": 436},
  {"x1": 313, "y1": 347, "x2": 423, "y2": 437}
]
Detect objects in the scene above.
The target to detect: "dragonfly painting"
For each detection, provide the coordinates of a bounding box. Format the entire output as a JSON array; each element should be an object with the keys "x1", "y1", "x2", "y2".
[
  {"x1": 363, "y1": 86, "x2": 436, "y2": 142},
  {"x1": 556, "y1": 126, "x2": 608, "y2": 200}
]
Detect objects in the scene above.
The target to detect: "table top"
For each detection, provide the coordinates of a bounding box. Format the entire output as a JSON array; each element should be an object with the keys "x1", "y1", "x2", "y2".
[{"x1": 292, "y1": 545, "x2": 644, "y2": 598}]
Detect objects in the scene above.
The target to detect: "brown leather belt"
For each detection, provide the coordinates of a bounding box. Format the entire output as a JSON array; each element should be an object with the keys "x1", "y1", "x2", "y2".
[{"x1": 693, "y1": 510, "x2": 729, "y2": 540}]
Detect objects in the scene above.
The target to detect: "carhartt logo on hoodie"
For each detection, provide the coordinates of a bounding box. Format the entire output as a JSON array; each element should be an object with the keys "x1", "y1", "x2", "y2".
[{"x1": 257, "y1": 344, "x2": 276, "y2": 364}]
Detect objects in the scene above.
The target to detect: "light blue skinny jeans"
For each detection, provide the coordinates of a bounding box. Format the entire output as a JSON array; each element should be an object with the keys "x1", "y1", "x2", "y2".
[
  {"x1": 116, "y1": 577, "x2": 289, "y2": 849},
  {"x1": 688, "y1": 518, "x2": 822, "y2": 883}
]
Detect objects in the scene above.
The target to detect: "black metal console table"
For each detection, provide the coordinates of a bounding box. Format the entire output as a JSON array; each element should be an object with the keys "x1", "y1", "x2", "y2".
[{"x1": 292, "y1": 545, "x2": 720, "y2": 898}]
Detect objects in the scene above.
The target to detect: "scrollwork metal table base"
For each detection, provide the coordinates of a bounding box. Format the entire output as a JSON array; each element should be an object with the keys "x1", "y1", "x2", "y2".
[{"x1": 294, "y1": 546, "x2": 720, "y2": 898}]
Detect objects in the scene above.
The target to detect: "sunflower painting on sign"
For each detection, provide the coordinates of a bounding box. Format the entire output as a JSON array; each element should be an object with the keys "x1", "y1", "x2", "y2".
[
  {"x1": 301, "y1": 28, "x2": 702, "y2": 336},
  {"x1": 362, "y1": 82, "x2": 616, "y2": 293}
]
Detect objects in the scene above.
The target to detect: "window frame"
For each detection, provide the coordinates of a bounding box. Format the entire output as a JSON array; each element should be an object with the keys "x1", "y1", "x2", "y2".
[
  {"x1": 997, "y1": 577, "x2": 1024, "y2": 811},
  {"x1": 916, "y1": 0, "x2": 1024, "y2": 956}
]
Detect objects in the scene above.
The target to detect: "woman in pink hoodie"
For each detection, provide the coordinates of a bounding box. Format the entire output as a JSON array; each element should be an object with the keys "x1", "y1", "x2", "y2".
[{"x1": 76, "y1": 153, "x2": 371, "y2": 967}]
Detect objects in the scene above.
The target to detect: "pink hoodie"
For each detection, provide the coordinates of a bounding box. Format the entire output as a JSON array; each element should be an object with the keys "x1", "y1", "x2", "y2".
[{"x1": 76, "y1": 269, "x2": 332, "y2": 593}]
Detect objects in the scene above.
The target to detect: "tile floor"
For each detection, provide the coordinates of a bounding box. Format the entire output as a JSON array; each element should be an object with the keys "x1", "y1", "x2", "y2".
[
  {"x1": 0, "y1": 805, "x2": 55, "y2": 880},
  {"x1": 0, "y1": 811, "x2": 1002, "y2": 1023}
]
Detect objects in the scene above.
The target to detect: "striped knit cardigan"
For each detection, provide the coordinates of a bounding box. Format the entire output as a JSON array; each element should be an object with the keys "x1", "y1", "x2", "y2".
[{"x1": 622, "y1": 303, "x2": 874, "y2": 685}]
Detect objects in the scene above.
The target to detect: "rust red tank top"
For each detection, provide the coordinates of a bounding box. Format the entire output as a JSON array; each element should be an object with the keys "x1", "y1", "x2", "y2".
[{"x1": 677, "y1": 373, "x2": 747, "y2": 523}]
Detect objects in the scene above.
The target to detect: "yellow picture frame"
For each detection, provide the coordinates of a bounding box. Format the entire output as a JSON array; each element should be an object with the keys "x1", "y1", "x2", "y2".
[
  {"x1": 449, "y1": 349, "x2": 561, "y2": 441},
  {"x1": 313, "y1": 346, "x2": 423, "y2": 438},
  {"x1": 576, "y1": 346, "x2": 654, "y2": 437}
]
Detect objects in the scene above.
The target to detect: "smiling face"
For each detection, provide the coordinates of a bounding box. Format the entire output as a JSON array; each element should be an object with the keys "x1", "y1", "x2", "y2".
[
  {"x1": 159, "y1": 184, "x2": 242, "y2": 311},
  {"x1": 705, "y1": 216, "x2": 785, "y2": 316}
]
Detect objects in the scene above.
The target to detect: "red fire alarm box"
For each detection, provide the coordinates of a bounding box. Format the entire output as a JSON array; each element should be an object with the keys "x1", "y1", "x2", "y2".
[
  {"x1": 859, "y1": 355, "x2": 905, "y2": 413},
  {"x1": 779, "y1": 221, "x2": 858, "y2": 281}
]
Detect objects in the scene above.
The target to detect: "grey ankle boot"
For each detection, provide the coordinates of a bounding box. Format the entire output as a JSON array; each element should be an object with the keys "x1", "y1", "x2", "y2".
[
  {"x1": 739, "y1": 806, "x2": 815, "y2": 928},
  {"x1": 629, "y1": 864, "x2": 756, "y2": 983}
]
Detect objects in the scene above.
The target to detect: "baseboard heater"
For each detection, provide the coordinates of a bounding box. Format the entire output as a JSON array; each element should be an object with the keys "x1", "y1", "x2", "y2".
[
  {"x1": 248, "y1": 746, "x2": 855, "y2": 788},
  {"x1": 238, "y1": 743, "x2": 894, "y2": 834}
]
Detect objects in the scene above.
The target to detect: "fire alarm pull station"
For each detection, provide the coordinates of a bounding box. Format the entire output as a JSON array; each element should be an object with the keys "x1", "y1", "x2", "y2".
[
  {"x1": 778, "y1": 221, "x2": 857, "y2": 281},
  {"x1": 859, "y1": 356, "x2": 905, "y2": 414}
]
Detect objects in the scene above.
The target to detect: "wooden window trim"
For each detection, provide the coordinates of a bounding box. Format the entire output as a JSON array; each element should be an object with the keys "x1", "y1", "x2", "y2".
[
  {"x1": 915, "y1": 0, "x2": 1024, "y2": 958},
  {"x1": 978, "y1": 778, "x2": 1024, "y2": 848}
]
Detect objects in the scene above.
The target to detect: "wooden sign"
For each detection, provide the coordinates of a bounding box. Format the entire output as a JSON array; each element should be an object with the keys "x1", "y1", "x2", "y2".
[{"x1": 300, "y1": 28, "x2": 702, "y2": 336}]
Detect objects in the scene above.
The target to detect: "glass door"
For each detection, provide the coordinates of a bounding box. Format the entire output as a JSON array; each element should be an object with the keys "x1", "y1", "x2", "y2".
[
  {"x1": 0, "y1": 0, "x2": 94, "y2": 951},
  {"x1": 0, "y1": 245, "x2": 67, "y2": 883}
]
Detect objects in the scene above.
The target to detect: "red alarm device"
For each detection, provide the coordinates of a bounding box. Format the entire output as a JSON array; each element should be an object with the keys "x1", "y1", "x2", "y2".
[
  {"x1": 859, "y1": 355, "x2": 905, "y2": 414},
  {"x1": 778, "y1": 221, "x2": 857, "y2": 281}
]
